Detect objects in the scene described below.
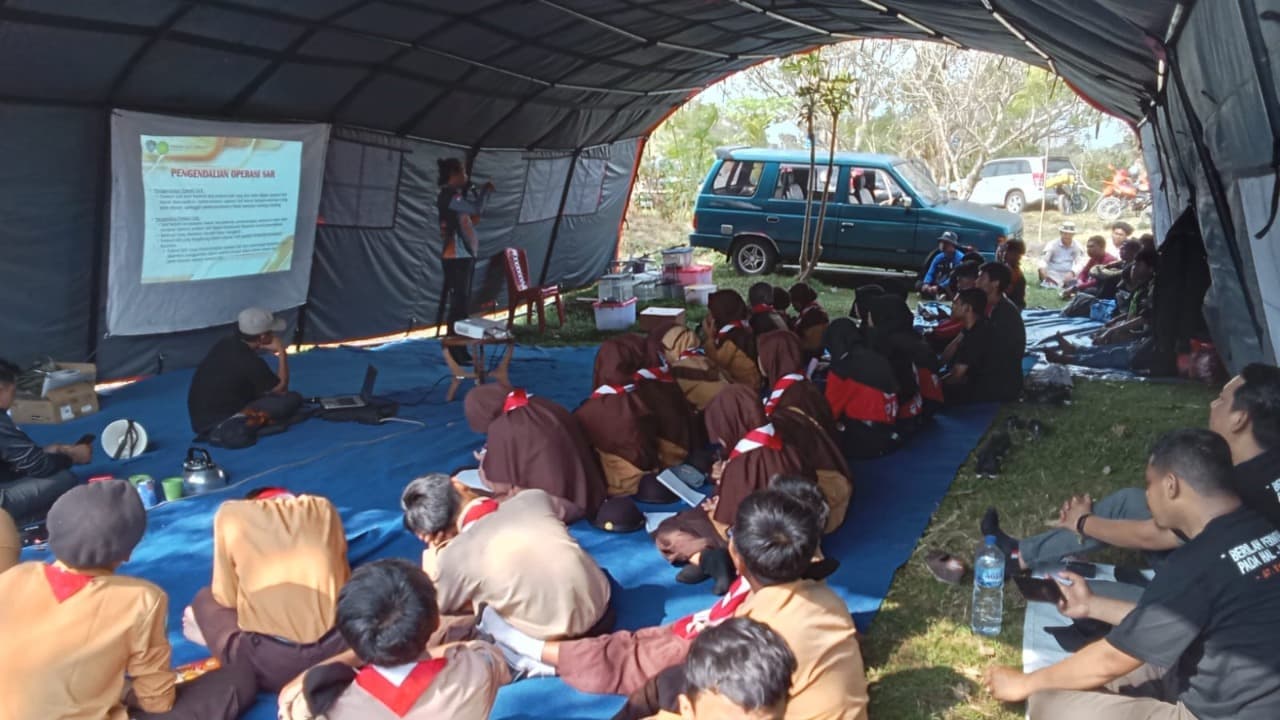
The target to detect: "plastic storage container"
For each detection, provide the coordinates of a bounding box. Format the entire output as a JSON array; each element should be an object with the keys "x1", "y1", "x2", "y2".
[
  {"x1": 662, "y1": 247, "x2": 694, "y2": 269},
  {"x1": 634, "y1": 280, "x2": 660, "y2": 301},
  {"x1": 593, "y1": 297, "x2": 637, "y2": 330},
  {"x1": 659, "y1": 281, "x2": 685, "y2": 300},
  {"x1": 684, "y1": 283, "x2": 717, "y2": 306},
  {"x1": 676, "y1": 264, "x2": 713, "y2": 287},
  {"x1": 598, "y1": 273, "x2": 635, "y2": 302}
]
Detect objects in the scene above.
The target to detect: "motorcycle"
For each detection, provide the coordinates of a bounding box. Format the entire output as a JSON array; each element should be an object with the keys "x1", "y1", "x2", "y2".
[
  {"x1": 1044, "y1": 169, "x2": 1087, "y2": 215},
  {"x1": 1095, "y1": 166, "x2": 1152, "y2": 223}
]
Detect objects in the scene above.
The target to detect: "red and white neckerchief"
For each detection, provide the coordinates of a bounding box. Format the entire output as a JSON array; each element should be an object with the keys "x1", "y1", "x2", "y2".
[
  {"x1": 716, "y1": 319, "x2": 750, "y2": 339},
  {"x1": 916, "y1": 365, "x2": 944, "y2": 403},
  {"x1": 763, "y1": 373, "x2": 806, "y2": 416},
  {"x1": 591, "y1": 384, "x2": 636, "y2": 398},
  {"x1": 729, "y1": 423, "x2": 783, "y2": 459},
  {"x1": 458, "y1": 497, "x2": 500, "y2": 533},
  {"x1": 671, "y1": 576, "x2": 752, "y2": 639},
  {"x1": 634, "y1": 366, "x2": 672, "y2": 383},
  {"x1": 751, "y1": 304, "x2": 774, "y2": 315},
  {"x1": 44, "y1": 564, "x2": 94, "y2": 603},
  {"x1": 502, "y1": 389, "x2": 530, "y2": 413},
  {"x1": 897, "y1": 393, "x2": 924, "y2": 420},
  {"x1": 356, "y1": 658, "x2": 449, "y2": 717},
  {"x1": 679, "y1": 348, "x2": 705, "y2": 361}
]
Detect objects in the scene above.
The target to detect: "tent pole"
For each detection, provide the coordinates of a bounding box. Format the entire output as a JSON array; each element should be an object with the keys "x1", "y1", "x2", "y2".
[
  {"x1": 87, "y1": 107, "x2": 112, "y2": 361},
  {"x1": 539, "y1": 149, "x2": 582, "y2": 287}
]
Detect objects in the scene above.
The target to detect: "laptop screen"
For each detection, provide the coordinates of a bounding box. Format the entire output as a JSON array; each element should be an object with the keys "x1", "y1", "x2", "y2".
[{"x1": 360, "y1": 365, "x2": 378, "y2": 399}]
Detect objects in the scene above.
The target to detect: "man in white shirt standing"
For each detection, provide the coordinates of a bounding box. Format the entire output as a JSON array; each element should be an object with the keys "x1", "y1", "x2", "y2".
[{"x1": 1038, "y1": 221, "x2": 1085, "y2": 288}]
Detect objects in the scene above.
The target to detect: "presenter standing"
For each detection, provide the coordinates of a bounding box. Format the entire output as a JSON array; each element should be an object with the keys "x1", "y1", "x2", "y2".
[{"x1": 436, "y1": 157, "x2": 494, "y2": 363}]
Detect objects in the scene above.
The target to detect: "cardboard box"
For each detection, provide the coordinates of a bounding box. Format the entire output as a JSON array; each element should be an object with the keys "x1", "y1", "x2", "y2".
[
  {"x1": 639, "y1": 306, "x2": 686, "y2": 332},
  {"x1": 10, "y1": 362, "x2": 100, "y2": 424}
]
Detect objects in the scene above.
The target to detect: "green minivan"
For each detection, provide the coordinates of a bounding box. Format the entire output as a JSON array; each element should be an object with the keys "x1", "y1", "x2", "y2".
[{"x1": 689, "y1": 146, "x2": 1023, "y2": 275}]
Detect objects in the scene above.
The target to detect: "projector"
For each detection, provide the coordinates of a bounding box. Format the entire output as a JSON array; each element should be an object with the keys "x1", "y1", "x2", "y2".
[{"x1": 454, "y1": 317, "x2": 511, "y2": 340}]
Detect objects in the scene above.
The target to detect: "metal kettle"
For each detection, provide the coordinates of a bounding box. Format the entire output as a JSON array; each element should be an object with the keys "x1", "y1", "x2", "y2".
[{"x1": 182, "y1": 447, "x2": 229, "y2": 495}]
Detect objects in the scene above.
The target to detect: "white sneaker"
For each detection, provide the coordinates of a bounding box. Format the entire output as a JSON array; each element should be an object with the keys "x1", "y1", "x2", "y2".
[{"x1": 496, "y1": 642, "x2": 558, "y2": 680}]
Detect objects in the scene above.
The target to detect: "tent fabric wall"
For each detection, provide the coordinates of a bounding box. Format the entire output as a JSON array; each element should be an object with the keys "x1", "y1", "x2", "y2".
[{"x1": 8, "y1": 1, "x2": 1280, "y2": 375}]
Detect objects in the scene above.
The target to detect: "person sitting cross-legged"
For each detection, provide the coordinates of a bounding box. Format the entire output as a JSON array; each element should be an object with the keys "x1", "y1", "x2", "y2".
[
  {"x1": 748, "y1": 282, "x2": 790, "y2": 336},
  {"x1": 0, "y1": 357, "x2": 88, "y2": 525},
  {"x1": 0, "y1": 480, "x2": 258, "y2": 720},
  {"x1": 984, "y1": 363, "x2": 1280, "y2": 573},
  {"x1": 402, "y1": 474, "x2": 613, "y2": 666},
  {"x1": 277, "y1": 559, "x2": 511, "y2": 720},
  {"x1": 983, "y1": 428, "x2": 1280, "y2": 720},
  {"x1": 184, "y1": 487, "x2": 351, "y2": 692},
  {"x1": 643, "y1": 617, "x2": 797, "y2": 720}
]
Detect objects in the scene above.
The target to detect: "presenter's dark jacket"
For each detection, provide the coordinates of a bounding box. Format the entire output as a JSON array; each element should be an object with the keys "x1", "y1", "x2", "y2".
[
  {"x1": 437, "y1": 183, "x2": 493, "y2": 260},
  {"x1": 0, "y1": 411, "x2": 72, "y2": 483},
  {"x1": 187, "y1": 335, "x2": 279, "y2": 433}
]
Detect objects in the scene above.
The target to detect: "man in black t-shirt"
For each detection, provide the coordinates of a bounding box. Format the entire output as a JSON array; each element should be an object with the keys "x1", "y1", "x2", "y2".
[
  {"x1": 187, "y1": 307, "x2": 300, "y2": 436},
  {"x1": 941, "y1": 288, "x2": 992, "y2": 404},
  {"x1": 985, "y1": 363, "x2": 1280, "y2": 572},
  {"x1": 985, "y1": 428, "x2": 1280, "y2": 720},
  {"x1": 977, "y1": 262, "x2": 1026, "y2": 400}
]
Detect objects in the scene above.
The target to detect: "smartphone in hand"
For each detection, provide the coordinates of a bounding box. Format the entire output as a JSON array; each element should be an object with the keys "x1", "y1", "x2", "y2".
[{"x1": 76, "y1": 434, "x2": 95, "y2": 446}]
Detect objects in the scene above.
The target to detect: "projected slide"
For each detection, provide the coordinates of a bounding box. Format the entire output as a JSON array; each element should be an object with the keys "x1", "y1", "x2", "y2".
[
  {"x1": 140, "y1": 136, "x2": 302, "y2": 284},
  {"x1": 108, "y1": 110, "x2": 329, "y2": 336}
]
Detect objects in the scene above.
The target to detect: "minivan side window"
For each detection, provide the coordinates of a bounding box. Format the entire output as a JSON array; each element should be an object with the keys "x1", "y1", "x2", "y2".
[
  {"x1": 848, "y1": 167, "x2": 906, "y2": 206},
  {"x1": 773, "y1": 164, "x2": 835, "y2": 201},
  {"x1": 711, "y1": 160, "x2": 762, "y2": 197}
]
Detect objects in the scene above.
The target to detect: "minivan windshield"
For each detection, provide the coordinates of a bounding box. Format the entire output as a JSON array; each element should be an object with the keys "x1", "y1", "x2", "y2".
[{"x1": 894, "y1": 160, "x2": 942, "y2": 206}]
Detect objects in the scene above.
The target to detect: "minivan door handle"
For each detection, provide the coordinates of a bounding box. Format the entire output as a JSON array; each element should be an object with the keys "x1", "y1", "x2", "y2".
[
  {"x1": 765, "y1": 216, "x2": 780, "y2": 224},
  {"x1": 840, "y1": 222, "x2": 856, "y2": 230}
]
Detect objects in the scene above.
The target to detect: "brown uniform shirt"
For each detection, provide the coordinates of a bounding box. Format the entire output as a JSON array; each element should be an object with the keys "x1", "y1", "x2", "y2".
[
  {"x1": 0, "y1": 562, "x2": 176, "y2": 720},
  {"x1": 327, "y1": 641, "x2": 511, "y2": 720},
  {"x1": 706, "y1": 339, "x2": 763, "y2": 390},
  {"x1": 736, "y1": 580, "x2": 869, "y2": 720},
  {"x1": 212, "y1": 495, "x2": 350, "y2": 644},
  {"x1": 0, "y1": 507, "x2": 18, "y2": 574},
  {"x1": 422, "y1": 489, "x2": 611, "y2": 640}
]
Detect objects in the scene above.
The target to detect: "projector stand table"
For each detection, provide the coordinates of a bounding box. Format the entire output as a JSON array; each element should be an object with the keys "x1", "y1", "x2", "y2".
[{"x1": 441, "y1": 336, "x2": 515, "y2": 402}]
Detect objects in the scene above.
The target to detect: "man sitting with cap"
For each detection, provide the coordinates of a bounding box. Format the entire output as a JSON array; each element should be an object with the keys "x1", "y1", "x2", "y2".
[
  {"x1": 0, "y1": 358, "x2": 88, "y2": 525},
  {"x1": 919, "y1": 231, "x2": 961, "y2": 300},
  {"x1": 186, "y1": 306, "x2": 303, "y2": 441},
  {"x1": 183, "y1": 487, "x2": 351, "y2": 692},
  {"x1": 401, "y1": 474, "x2": 613, "y2": 670},
  {"x1": 1038, "y1": 221, "x2": 1084, "y2": 288},
  {"x1": 0, "y1": 480, "x2": 258, "y2": 720}
]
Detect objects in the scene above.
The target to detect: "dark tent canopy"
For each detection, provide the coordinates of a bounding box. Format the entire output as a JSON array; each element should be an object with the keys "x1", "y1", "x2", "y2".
[{"x1": 1, "y1": 1, "x2": 1274, "y2": 377}]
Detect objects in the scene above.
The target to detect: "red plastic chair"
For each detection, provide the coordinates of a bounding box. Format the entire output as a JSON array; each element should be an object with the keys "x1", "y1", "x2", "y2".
[{"x1": 503, "y1": 247, "x2": 565, "y2": 333}]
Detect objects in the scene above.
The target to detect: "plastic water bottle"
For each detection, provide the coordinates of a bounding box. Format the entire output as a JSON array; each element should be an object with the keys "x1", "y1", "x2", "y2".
[{"x1": 971, "y1": 535, "x2": 1005, "y2": 636}]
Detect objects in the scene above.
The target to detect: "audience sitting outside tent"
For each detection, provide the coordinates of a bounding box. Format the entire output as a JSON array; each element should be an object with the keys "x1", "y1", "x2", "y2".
[
  {"x1": 944, "y1": 262, "x2": 1027, "y2": 402},
  {"x1": 919, "y1": 231, "x2": 963, "y2": 300},
  {"x1": 1046, "y1": 249, "x2": 1157, "y2": 371},
  {"x1": 1061, "y1": 235, "x2": 1117, "y2": 299},
  {"x1": 187, "y1": 307, "x2": 304, "y2": 446},
  {"x1": 1002, "y1": 239, "x2": 1028, "y2": 310},
  {"x1": 0, "y1": 357, "x2": 88, "y2": 525},
  {"x1": 941, "y1": 289, "x2": 995, "y2": 404},
  {"x1": 1038, "y1": 222, "x2": 1084, "y2": 288},
  {"x1": 926, "y1": 262, "x2": 980, "y2": 350},
  {"x1": 1061, "y1": 239, "x2": 1142, "y2": 318},
  {"x1": 983, "y1": 429, "x2": 1280, "y2": 720},
  {"x1": 277, "y1": 559, "x2": 511, "y2": 720},
  {"x1": 0, "y1": 480, "x2": 258, "y2": 720},
  {"x1": 983, "y1": 363, "x2": 1280, "y2": 574},
  {"x1": 1109, "y1": 220, "x2": 1134, "y2": 252},
  {"x1": 184, "y1": 487, "x2": 351, "y2": 692}
]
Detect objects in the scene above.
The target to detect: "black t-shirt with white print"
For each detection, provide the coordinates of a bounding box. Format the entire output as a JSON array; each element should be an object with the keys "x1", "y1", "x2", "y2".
[
  {"x1": 1107, "y1": 508, "x2": 1280, "y2": 720},
  {"x1": 1232, "y1": 449, "x2": 1280, "y2": 528}
]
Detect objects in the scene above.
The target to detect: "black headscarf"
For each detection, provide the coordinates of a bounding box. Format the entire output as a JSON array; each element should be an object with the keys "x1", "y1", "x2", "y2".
[{"x1": 823, "y1": 317, "x2": 897, "y2": 393}]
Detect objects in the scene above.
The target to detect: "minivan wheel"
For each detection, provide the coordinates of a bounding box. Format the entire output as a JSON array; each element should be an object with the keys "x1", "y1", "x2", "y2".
[
  {"x1": 732, "y1": 238, "x2": 776, "y2": 276},
  {"x1": 1004, "y1": 190, "x2": 1025, "y2": 214}
]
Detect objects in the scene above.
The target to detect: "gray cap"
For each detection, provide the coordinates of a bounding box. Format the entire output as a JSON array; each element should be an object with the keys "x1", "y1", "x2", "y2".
[
  {"x1": 48, "y1": 479, "x2": 147, "y2": 569},
  {"x1": 238, "y1": 307, "x2": 286, "y2": 335},
  {"x1": 937, "y1": 230, "x2": 959, "y2": 246}
]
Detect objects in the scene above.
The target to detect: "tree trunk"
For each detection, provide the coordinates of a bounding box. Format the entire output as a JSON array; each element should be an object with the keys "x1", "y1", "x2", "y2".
[
  {"x1": 799, "y1": 104, "x2": 818, "y2": 273},
  {"x1": 803, "y1": 110, "x2": 841, "y2": 281}
]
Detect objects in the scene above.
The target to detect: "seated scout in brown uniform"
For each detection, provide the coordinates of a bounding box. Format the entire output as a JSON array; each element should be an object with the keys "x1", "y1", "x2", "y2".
[
  {"x1": 655, "y1": 324, "x2": 731, "y2": 412},
  {"x1": 184, "y1": 487, "x2": 350, "y2": 691},
  {"x1": 0, "y1": 506, "x2": 19, "y2": 574},
  {"x1": 576, "y1": 339, "x2": 661, "y2": 497},
  {"x1": 703, "y1": 290, "x2": 763, "y2": 391},
  {"x1": 277, "y1": 559, "x2": 510, "y2": 720},
  {"x1": 790, "y1": 283, "x2": 830, "y2": 358},
  {"x1": 0, "y1": 480, "x2": 258, "y2": 720},
  {"x1": 478, "y1": 481, "x2": 834, "y2": 700},
  {"x1": 402, "y1": 475, "x2": 613, "y2": 651},
  {"x1": 645, "y1": 618, "x2": 796, "y2": 720}
]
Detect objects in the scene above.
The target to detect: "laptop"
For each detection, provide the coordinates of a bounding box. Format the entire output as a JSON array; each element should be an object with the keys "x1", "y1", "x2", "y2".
[{"x1": 319, "y1": 365, "x2": 378, "y2": 410}]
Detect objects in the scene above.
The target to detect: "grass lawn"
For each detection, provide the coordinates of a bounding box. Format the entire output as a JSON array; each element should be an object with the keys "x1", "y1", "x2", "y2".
[{"x1": 509, "y1": 251, "x2": 1211, "y2": 719}]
